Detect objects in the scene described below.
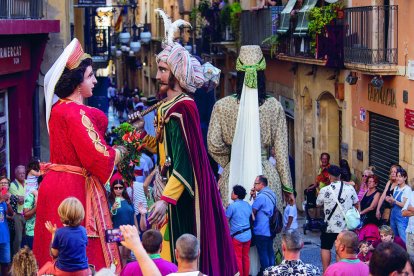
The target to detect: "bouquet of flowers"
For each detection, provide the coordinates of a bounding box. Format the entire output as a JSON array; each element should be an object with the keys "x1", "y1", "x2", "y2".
[{"x1": 113, "y1": 122, "x2": 146, "y2": 184}]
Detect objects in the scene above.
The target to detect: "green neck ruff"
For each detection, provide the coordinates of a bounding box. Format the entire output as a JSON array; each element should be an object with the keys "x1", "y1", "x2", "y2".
[{"x1": 236, "y1": 57, "x2": 266, "y2": 89}]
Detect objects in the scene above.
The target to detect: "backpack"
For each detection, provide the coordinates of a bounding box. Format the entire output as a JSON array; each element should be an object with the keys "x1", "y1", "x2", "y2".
[{"x1": 262, "y1": 192, "x2": 283, "y2": 238}]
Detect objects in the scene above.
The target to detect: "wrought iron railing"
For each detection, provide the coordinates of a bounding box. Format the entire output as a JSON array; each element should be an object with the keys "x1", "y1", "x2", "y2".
[
  {"x1": 240, "y1": 6, "x2": 283, "y2": 46},
  {"x1": 277, "y1": 24, "x2": 344, "y2": 67},
  {"x1": 0, "y1": 0, "x2": 43, "y2": 19},
  {"x1": 344, "y1": 5, "x2": 398, "y2": 65}
]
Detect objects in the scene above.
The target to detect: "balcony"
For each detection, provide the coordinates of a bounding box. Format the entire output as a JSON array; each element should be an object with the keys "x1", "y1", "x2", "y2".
[
  {"x1": 0, "y1": 0, "x2": 43, "y2": 19},
  {"x1": 240, "y1": 6, "x2": 284, "y2": 46},
  {"x1": 275, "y1": 0, "x2": 344, "y2": 68},
  {"x1": 344, "y1": 5, "x2": 398, "y2": 75},
  {"x1": 85, "y1": 26, "x2": 111, "y2": 68}
]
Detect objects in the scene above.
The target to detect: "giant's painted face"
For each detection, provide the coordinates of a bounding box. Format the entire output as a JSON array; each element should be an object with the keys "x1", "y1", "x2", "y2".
[{"x1": 156, "y1": 61, "x2": 171, "y2": 95}]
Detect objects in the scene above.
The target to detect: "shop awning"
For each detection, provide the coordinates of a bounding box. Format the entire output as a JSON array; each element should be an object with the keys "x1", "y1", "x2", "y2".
[
  {"x1": 276, "y1": 0, "x2": 297, "y2": 34},
  {"x1": 293, "y1": 0, "x2": 318, "y2": 37}
]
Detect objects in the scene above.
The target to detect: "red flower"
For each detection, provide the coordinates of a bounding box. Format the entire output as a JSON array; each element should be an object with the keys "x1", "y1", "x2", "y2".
[{"x1": 122, "y1": 133, "x2": 133, "y2": 143}]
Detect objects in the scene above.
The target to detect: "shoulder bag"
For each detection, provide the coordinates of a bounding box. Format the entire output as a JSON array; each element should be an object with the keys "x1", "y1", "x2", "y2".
[{"x1": 333, "y1": 184, "x2": 360, "y2": 230}]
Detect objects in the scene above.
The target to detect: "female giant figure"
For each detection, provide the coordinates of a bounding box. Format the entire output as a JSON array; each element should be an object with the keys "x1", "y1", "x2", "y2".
[{"x1": 33, "y1": 39, "x2": 124, "y2": 273}]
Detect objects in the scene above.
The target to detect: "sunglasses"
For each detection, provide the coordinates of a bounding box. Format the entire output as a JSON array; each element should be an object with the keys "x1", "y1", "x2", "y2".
[
  {"x1": 113, "y1": 186, "x2": 124, "y2": 190},
  {"x1": 362, "y1": 175, "x2": 368, "y2": 177}
]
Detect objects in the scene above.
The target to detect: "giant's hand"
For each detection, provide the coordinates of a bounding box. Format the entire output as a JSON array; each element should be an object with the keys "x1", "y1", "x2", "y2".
[
  {"x1": 128, "y1": 112, "x2": 145, "y2": 131},
  {"x1": 148, "y1": 200, "x2": 168, "y2": 225}
]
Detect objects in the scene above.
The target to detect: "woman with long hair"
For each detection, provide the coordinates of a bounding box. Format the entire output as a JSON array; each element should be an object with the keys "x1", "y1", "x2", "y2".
[
  {"x1": 360, "y1": 175, "x2": 381, "y2": 226},
  {"x1": 109, "y1": 179, "x2": 136, "y2": 266},
  {"x1": 33, "y1": 39, "x2": 126, "y2": 273},
  {"x1": 386, "y1": 168, "x2": 411, "y2": 242},
  {"x1": 376, "y1": 165, "x2": 400, "y2": 224}
]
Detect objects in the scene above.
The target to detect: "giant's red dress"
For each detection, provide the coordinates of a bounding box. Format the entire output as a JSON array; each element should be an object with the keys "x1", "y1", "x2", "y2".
[{"x1": 33, "y1": 99, "x2": 120, "y2": 272}]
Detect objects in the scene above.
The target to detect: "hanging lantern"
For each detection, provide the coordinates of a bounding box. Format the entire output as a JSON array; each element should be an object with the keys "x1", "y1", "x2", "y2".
[
  {"x1": 119, "y1": 32, "x2": 131, "y2": 44},
  {"x1": 140, "y1": 31, "x2": 152, "y2": 44}
]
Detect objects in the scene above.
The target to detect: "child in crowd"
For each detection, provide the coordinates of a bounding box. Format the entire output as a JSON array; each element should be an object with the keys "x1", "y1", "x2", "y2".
[
  {"x1": 371, "y1": 225, "x2": 406, "y2": 250},
  {"x1": 357, "y1": 241, "x2": 372, "y2": 264},
  {"x1": 10, "y1": 246, "x2": 38, "y2": 276},
  {"x1": 283, "y1": 191, "x2": 298, "y2": 231},
  {"x1": 38, "y1": 197, "x2": 91, "y2": 276},
  {"x1": 25, "y1": 158, "x2": 41, "y2": 198},
  {"x1": 226, "y1": 185, "x2": 252, "y2": 276}
]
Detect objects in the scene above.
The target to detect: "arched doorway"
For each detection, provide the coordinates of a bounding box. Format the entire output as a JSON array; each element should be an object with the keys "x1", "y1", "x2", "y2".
[{"x1": 317, "y1": 92, "x2": 340, "y2": 165}]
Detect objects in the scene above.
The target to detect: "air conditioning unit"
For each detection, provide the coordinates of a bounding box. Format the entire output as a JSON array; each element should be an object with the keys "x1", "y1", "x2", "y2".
[{"x1": 408, "y1": 60, "x2": 414, "y2": 80}]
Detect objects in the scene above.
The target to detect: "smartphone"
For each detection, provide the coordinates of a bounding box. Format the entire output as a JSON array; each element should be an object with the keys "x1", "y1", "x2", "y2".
[
  {"x1": 115, "y1": 197, "x2": 121, "y2": 208},
  {"x1": 105, "y1": 228, "x2": 123, "y2": 243},
  {"x1": 1, "y1": 187, "x2": 7, "y2": 196}
]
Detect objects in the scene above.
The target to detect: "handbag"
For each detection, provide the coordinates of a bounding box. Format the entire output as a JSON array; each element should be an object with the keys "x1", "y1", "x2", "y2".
[
  {"x1": 333, "y1": 185, "x2": 360, "y2": 230},
  {"x1": 321, "y1": 181, "x2": 344, "y2": 232}
]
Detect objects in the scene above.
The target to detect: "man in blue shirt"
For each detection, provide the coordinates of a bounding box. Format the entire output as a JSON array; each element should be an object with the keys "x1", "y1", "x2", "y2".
[
  {"x1": 251, "y1": 175, "x2": 277, "y2": 273},
  {"x1": 226, "y1": 185, "x2": 252, "y2": 276}
]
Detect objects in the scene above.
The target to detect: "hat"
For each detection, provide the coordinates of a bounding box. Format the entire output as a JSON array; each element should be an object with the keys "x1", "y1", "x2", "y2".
[
  {"x1": 110, "y1": 172, "x2": 123, "y2": 185},
  {"x1": 44, "y1": 38, "x2": 91, "y2": 132},
  {"x1": 327, "y1": 165, "x2": 341, "y2": 177},
  {"x1": 238, "y1": 45, "x2": 264, "y2": 66}
]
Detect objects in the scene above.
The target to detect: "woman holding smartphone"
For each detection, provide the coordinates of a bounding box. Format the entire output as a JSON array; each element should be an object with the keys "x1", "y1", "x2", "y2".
[{"x1": 109, "y1": 179, "x2": 137, "y2": 266}]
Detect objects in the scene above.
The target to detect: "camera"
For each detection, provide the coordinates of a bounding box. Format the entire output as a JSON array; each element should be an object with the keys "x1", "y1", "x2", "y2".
[{"x1": 105, "y1": 229, "x2": 124, "y2": 243}]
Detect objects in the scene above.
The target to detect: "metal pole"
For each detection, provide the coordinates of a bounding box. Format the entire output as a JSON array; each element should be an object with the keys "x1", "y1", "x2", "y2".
[{"x1": 33, "y1": 80, "x2": 40, "y2": 159}]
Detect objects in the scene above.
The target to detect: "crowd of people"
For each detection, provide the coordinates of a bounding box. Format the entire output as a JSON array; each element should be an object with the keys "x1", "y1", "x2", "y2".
[{"x1": 304, "y1": 152, "x2": 414, "y2": 275}]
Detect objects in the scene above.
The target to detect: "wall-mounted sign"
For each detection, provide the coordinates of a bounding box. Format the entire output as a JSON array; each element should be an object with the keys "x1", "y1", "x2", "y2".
[
  {"x1": 405, "y1": 108, "x2": 414, "y2": 130},
  {"x1": 77, "y1": 0, "x2": 107, "y2": 7},
  {"x1": 367, "y1": 83, "x2": 397, "y2": 107},
  {"x1": 0, "y1": 39, "x2": 30, "y2": 76},
  {"x1": 359, "y1": 107, "x2": 366, "y2": 122}
]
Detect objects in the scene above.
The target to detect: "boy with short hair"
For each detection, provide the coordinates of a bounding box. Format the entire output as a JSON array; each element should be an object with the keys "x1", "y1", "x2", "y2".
[{"x1": 283, "y1": 191, "x2": 298, "y2": 231}]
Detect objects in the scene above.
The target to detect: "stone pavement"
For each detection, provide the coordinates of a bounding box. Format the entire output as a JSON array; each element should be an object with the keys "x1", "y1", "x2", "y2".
[{"x1": 298, "y1": 213, "x2": 336, "y2": 271}]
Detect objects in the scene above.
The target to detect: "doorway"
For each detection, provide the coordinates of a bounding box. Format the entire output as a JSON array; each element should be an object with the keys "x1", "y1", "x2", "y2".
[{"x1": 318, "y1": 92, "x2": 340, "y2": 165}]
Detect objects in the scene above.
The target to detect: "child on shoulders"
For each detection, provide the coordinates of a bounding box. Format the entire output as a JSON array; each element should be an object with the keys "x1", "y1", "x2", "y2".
[{"x1": 38, "y1": 197, "x2": 91, "y2": 276}]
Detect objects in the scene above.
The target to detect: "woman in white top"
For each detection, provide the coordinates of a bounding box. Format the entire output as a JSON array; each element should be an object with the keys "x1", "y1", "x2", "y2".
[{"x1": 385, "y1": 168, "x2": 411, "y2": 242}]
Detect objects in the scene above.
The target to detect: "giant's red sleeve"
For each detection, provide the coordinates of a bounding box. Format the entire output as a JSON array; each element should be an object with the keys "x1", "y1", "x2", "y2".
[{"x1": 66, "y1": 106, "x2": 115, "y2": 184}]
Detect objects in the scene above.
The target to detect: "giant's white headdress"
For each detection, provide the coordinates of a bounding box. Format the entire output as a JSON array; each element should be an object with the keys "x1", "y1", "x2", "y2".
[{"x1": 154, "y1": 9, "x2": 220, "y2": 92}]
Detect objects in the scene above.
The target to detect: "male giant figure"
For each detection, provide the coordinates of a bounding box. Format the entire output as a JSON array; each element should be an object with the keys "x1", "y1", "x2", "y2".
[{"x1": 131, "y1": 10, "x2": 238, "y2": 276}]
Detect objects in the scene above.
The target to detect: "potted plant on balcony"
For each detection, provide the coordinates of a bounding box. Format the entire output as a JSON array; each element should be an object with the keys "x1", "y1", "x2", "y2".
[
  {"x1": 190, "y1": 0, "x2": 209, "y2": 40},
  {"x1": 262, "y1": 35, "x2": 280, "y2": 58},
  {"x1": 308, "y1": 1, "x2": 344, "y2": 55},
  {"x1": 220, "y1": 1, "x2": 242, "y2": 42}
]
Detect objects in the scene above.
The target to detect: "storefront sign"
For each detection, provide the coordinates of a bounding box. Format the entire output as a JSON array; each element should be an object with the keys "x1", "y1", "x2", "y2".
[
  {"x1": 405, "y1": 108, "x2": 414, "y2": 130},
  {"x1": 367, "y1": 84, "x2": 397, "y2": 107},
  {"x1": 0, "y1": 39, "x2": 30, "y2": 76}
]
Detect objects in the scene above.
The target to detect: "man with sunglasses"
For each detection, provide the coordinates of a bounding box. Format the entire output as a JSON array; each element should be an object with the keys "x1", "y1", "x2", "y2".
[{"x1": 251, "y1": 175, "x2": 277, "y2": 275}]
